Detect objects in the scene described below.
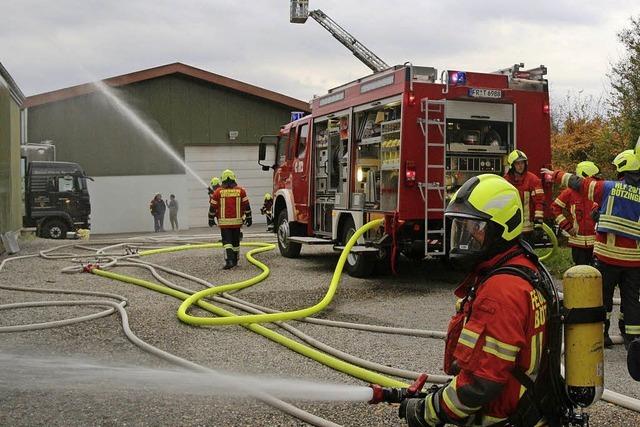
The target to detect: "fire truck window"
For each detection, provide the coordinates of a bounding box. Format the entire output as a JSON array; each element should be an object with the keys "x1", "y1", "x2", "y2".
[
  {"x1": 277, "y1": 131, "x2": 289, "y2": 164},
  {"x1": 297, "y1": 124, "x2": 308, "y2": 158},
  {"x1": 46, "y1": 177, "x2": 58, "y2": 192},
  {"x1": 446, "y1": 120, "x2": 509, "y2": 152},
  {"x1": 58, "y1": 176, "x2": 74, "y2": 193}
]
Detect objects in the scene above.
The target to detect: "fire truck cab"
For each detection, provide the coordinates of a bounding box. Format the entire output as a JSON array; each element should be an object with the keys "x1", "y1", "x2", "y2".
[{"x1": 259, "y1": 63, "x2": 551, "y2": 277}]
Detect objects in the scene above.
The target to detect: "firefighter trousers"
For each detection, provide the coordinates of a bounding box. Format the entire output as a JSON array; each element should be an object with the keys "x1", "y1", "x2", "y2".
[
  {"x1": 596, "y1": 260, "x2": 640, "y2": 339},
  {"x1": 571, "y1": 247, "x2": 594, "y2": 266},
  {"x1": 220, "y1": 227, "x2": 241, "y2": 264}
]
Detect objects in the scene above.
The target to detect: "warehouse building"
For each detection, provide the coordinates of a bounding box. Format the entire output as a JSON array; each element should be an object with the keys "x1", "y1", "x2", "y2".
[
  {"x1": 25, "y1": 63, "x2": 309, "y2": 234},
  {"x1": 0, "y1": 62, "x2": 25, "y2": 239}
]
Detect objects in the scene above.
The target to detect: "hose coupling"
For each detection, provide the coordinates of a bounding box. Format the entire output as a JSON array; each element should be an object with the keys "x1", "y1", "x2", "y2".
[
  {"x1": 368, "y1": 373, "x2": 429, "y2": 404},
  {"x1": 83, "y1": 263, "x2": 98, "y2": 273}
]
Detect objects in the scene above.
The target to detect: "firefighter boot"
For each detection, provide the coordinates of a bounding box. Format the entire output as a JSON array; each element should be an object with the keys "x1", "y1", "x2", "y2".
[
  {"x1": 223, "y1": 248, "x2": 235, "y2": 270},
  {"x1": 620, "y1": 318, "x2": 627, "y2": 344},
  {"x1": 231, "y1": 250, "x2": 239, "y2": 268},
  {"x1": 604, "y1": 319, "x2": 613, "y2": 348},
  {"x1": 628, "y1": 337, "x2": 640, "y2": 381}
]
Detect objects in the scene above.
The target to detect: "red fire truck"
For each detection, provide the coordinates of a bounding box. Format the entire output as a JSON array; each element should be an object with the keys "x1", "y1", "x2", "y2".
[{"x1": 258, "y1": 63, "x2": 551, "y2": 277}]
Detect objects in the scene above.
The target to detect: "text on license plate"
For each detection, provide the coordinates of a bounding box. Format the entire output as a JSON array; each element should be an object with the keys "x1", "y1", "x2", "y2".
[{"x1": 468, "y1": 88, "x2": 502, "y2": 99}]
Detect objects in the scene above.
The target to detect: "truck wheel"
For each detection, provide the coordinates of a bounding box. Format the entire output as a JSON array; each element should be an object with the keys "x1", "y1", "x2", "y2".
[
  {"x1": 277, "y1": 210, "x2": 302, "y2": 258},
  {"x1": 41, "y1": 219, "x2": 68, "y2": 239},
  {"x1": 341, "y1": 218, "x2": 374, "y2": 278}
]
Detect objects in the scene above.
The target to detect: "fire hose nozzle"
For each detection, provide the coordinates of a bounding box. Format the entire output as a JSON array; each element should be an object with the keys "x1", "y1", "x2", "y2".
[{"x1": 368, "y1": 373, "x2": 429, "y2": 404}]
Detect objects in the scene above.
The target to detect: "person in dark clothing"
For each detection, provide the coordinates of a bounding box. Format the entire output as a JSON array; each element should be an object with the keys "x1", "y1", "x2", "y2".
[
  {"x1": 260, "y1": 193, "x2": 274, "y2": 232},
  {"x1": 149, "y1": 193, "x2": 166, "y2": 232}
]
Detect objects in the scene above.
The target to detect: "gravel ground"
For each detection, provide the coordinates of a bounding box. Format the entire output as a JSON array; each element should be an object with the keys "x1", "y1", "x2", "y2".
[{"x1": 0, "y1": 232, "x2": 638, "y2": 426}]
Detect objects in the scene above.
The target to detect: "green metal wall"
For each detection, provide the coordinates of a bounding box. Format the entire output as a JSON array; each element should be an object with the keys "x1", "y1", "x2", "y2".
[
  {"x1": 27, "y1": 74, "x2": 294, "y2": 176},
  {"x1": 0, "y1": 86, "x2": 22, "y2": 234}
]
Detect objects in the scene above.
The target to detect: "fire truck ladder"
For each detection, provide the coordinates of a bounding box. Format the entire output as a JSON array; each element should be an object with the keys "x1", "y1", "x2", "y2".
[
  {"x1": 419, "y1": 99, "x2": 447, "y2": 257},
  {"x1": 289, "y1": 1, "x2": 390, "y2": 73}
]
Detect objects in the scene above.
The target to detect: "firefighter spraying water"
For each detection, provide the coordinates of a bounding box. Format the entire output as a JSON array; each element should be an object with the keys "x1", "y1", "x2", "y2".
[{"x1": 368, "y1": 174, "x2": 604, "y2": 426}]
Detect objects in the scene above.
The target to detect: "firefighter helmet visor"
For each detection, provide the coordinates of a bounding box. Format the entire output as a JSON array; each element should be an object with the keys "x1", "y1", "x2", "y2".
[{"x1": 449, "y1": 217, "x2": 490, "y2": 255}]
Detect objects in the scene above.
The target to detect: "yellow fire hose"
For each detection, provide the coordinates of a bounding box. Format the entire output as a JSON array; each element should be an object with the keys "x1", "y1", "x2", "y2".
[
  {"x1": 537, "y1": 223, "x2": 558, "y2": 262},
  {"x1": 87, "y1": 218, "x2": 554, "y2": 389},
  {"x1": 91, "y1": 218, "x2": 408, "y2": 388},
  {"x1": 174, "y1": 219, "x2": 382, "y2": 327}
]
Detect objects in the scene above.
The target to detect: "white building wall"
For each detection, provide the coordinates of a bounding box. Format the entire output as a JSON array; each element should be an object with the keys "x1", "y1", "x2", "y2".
[{"x1": 87, "y1": 174, "x2": 189, "y2": 234}]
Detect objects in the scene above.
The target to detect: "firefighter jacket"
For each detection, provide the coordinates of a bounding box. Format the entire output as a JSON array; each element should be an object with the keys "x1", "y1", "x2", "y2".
[
  {"x1": 210, "y1": 185, "x2": 251, "y2": 229},
  {"x1": 435, "y1": 247, "x2": 547, "y2": 425},
  {"x1": 504, "y1": 171, "x2": 545, "y2": 232},
  {"x1": 260, "y1": 198, "x2": 273, "y2": 215},
  {"x1": 554, "y1": 171, "x2": 640, "y2": 267},
  {"x1": 551, "y1": 187, "x2": 597, "y2": 248}
]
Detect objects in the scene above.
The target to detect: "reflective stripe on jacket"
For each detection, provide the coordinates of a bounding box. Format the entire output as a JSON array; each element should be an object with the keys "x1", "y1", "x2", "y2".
[
  {"x1": 210, "y1": 186, "x2": 251, "y2": 229},
  {"x1": 439, "y1": 248, "x2": 547, "y2": 423},
  {"x1": 504, "y1": 171, "x2": 544, "y2": 232},
  {"x1": 555, "y1": 172, "x2": 640, "y2": 267},
  {"x1": 551, "y1": 187, "x2": 597, "y2": 248}
]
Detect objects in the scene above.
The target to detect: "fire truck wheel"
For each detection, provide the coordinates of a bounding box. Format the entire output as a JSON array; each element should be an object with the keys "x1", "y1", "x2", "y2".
[
  {"x1": 276, "y1": 210, "x2": 302, "y2": 258},
  {"x1": 41, "y1": 219, "x2": 68, "y2": 240},
  {"x1": 341, "y1": 218, "x2": 375, "y2": 278}
]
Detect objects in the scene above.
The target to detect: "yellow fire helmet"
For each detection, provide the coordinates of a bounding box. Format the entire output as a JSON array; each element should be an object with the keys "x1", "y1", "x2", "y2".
[
  {"x1": 575, "y1": 161, "x2": 600, "y2": 178},
  {"x1": 210, "y1": 177, "x2": 220, "y2": 187},
  {"x1": 446, "y1": 174, "x2": 523, "y2": 243},
  {"x1": 613, "y1": 149, "x2": 640, "y2": 173},
  {"x1": 264, "y1": 193, "x2": 273, "y2": 200},
  {"x1": 507, "y1": 149, "x2": 528, "y2": 168},
  {"x1": 221, "y1": 169, "x2": 237, "y2": 183}
]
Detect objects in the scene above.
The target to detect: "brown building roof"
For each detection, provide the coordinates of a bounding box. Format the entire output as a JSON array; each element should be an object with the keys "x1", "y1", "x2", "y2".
[{"x1": 24, "y1": 62, "x2": 310, "y2": 112}]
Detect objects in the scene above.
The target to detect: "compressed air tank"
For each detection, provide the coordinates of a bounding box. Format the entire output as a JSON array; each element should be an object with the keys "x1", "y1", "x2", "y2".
[{"x1": 563, "y1": 265, "x2": 604, "y2": 407}]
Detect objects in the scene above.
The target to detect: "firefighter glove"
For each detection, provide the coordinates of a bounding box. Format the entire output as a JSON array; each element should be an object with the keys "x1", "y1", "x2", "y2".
[
  {"x1": 533, "y1": 216, "x2": 544, "y2": 225},
  {"x1": 244, "y1": 215, "x2": 252, "y2": 227},
  {"x1": 399, "y1": 398, "x2": 436, "y2": 427}
]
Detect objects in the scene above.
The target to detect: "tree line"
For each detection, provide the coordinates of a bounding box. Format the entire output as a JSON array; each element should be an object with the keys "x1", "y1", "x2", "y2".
[{"x1": 551, "y1": 16, "x2": 640, "y2": 178}]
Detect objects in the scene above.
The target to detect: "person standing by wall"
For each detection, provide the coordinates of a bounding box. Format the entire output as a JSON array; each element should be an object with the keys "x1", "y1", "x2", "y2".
[
  {"x1": 209, "y1": 170, "x2": 252, "y2": 269},
  {"x1": 166, "y1": 194, "x2": 179, "y2": 231},
  {"x1": 149, "y1": 193, "x2": 166, "y2": 232}
]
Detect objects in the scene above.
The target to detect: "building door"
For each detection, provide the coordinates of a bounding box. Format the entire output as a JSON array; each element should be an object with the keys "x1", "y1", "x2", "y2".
[{"x1": 185, "y1": 145, "x2": 273, "y2": 228}]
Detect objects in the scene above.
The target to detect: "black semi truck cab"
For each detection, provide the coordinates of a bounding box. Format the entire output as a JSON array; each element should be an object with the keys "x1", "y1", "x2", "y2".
[{"x1": 24, "y1": 161, "x2": 91, "y2": 239}]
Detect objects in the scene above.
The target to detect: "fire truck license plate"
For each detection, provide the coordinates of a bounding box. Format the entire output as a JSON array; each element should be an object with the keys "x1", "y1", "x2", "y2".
[{"x1": 468, "y1": 88, "x2": 502, "y2": 99}]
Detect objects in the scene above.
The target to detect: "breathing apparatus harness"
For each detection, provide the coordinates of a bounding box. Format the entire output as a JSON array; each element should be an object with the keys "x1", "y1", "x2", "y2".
[{"x1": 468, "y1": 241, "x2": 588, "y2": 427}]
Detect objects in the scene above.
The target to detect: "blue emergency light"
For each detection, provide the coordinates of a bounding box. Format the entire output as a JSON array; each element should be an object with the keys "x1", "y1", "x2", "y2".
[
  {"x1": 291, "y1": 111, "x2": 305, "y2": 121},
  {"x1": 450, "y1": 71, "x2": 467, "y2": 85}
]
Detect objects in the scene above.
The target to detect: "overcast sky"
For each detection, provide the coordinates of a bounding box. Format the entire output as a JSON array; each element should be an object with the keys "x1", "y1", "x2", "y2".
[{"x1": 1, "y1": 0, "x2": 639, "y2": 106}]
